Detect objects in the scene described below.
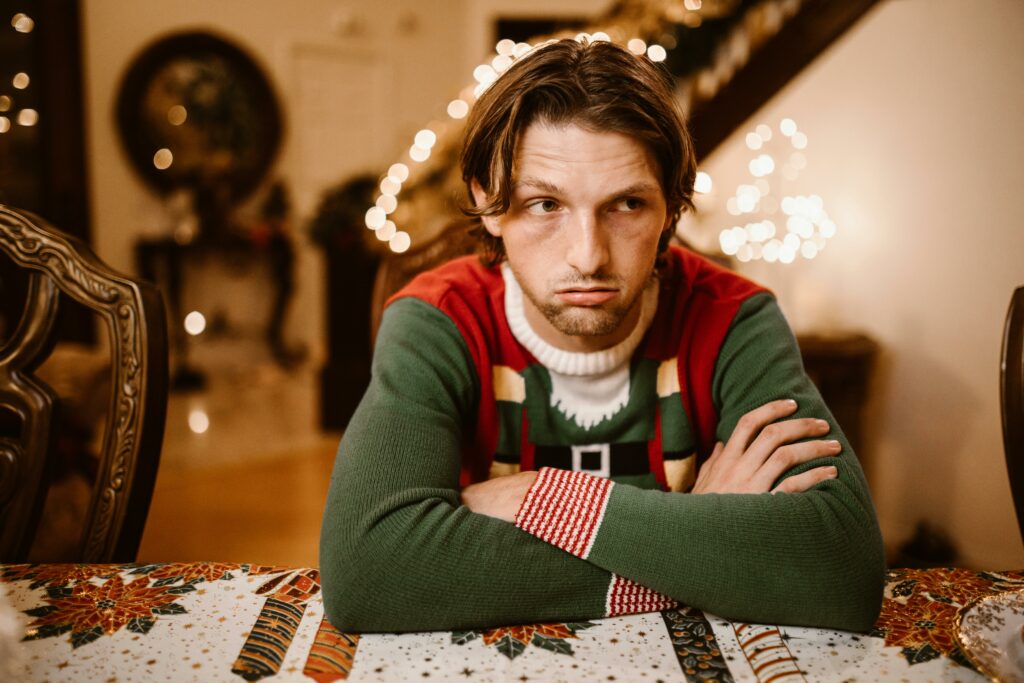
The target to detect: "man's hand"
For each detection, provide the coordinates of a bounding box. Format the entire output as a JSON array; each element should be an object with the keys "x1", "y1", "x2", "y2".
[
  {"x1": 461, "y1": 470, "x2": 539, "y2": 522},
  {"x1": 463, "y1": 400, "x2": 837, "y2": 519},
  {"x1": 691, "y1": 399, "x2": 841, "y2": 495}
]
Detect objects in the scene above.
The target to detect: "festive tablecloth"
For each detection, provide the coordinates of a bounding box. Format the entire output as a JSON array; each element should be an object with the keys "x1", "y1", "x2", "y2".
[{"x1": 1, "y1": 563, "x2": 1020, "y2": 682}]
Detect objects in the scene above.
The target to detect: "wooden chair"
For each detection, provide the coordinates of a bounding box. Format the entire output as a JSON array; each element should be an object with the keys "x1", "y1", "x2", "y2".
[
  {"x1": 0, "y1": 205, "x2": 168, "y2": 562},
  {"x1": 1002, "y1": 286, "x2": 1024, "y2": 544}
]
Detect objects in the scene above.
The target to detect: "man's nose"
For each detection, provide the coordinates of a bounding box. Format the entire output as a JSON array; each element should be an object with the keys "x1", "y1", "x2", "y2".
[{"x1": 564, "y1": 212, "x2": 609, "y2": 276}]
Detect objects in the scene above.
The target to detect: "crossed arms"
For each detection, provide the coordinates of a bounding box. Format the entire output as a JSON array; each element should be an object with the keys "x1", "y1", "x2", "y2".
[
  {"x1": 462, "y1": 398, "x2": 845, "y2": 520},
  {"x1": 319, "y1": 294, "x2": 885, "y2": 633}
]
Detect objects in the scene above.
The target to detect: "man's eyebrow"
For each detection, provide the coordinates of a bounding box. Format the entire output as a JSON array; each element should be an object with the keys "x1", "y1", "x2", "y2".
[
  {"x1": 512, "y1": 176, "x2": 563, "y2": 194},
  {"x1": 512, "y1": 178, "x2": 660, "y2": 197},
  {"x1": 611, "y1": 182, "x2": 660, "y2": 196}
]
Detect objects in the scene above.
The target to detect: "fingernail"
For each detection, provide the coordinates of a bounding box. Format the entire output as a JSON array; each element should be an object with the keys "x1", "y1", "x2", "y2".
[
  {"x1": 828, "y1": 440, "x2": 841, "y2": 451},
  {"x1": 817, "y1": 419, "x2": 830, "y2": 430},
  {"x1": 828, "y1": 466, "x2": 839, "y2": 477},
  {"x1": 786, "y1": 399, "x2": 798, "y2": 408}
]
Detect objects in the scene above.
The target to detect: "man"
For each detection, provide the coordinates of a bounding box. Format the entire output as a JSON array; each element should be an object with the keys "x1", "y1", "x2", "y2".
[{"x1": 320, "y1": 38, "x2": 884, "y2": 633}]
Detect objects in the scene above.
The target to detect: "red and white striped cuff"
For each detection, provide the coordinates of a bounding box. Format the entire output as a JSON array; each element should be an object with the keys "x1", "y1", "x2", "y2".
[
  {"x1": 514, "y1": 467, "x2": 613, "y2": 560},
  {"x1": 605, "y1": 574, "x2": 679, "y2": 617}
]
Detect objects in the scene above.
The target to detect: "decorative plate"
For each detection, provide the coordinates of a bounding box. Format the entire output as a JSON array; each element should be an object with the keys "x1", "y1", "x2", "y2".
[{"x1": 956, "y1": 589, "x2": 1024, "y2": 682}]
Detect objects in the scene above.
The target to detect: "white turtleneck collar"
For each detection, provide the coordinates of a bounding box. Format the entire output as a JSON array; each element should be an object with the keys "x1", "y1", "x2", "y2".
[{"x1": 501, "y1": 263, "x2": 658, "y2": 430}]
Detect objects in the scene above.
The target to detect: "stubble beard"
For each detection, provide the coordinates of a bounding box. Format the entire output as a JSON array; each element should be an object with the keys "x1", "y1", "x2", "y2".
[{"x1": 520, "y1": 274, "x2": 649, "y2": 339}]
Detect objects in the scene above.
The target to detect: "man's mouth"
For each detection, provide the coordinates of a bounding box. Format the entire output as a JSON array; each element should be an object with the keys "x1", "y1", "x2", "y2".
[{"x1": 555, "y1": 287, "x2": 618, "y2": 306}]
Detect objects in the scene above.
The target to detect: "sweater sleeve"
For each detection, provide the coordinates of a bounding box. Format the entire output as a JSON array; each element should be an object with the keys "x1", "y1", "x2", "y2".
[
  {"x1": 513, "y1": 293, "x2": 886, "y2": 632},
  {"x1": 320, "y1": 297, "x2": 635, "y2": 633}
]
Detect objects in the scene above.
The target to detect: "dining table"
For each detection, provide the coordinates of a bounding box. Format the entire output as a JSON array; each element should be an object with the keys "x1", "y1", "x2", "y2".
[{"x1": 1, "y1": 562, "x2": 1020, "y2": 682}]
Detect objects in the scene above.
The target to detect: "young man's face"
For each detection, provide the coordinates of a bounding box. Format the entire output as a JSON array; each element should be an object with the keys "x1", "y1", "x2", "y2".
[{"x1": 473, "y1": 121, "x2": 671, "y2": 353}]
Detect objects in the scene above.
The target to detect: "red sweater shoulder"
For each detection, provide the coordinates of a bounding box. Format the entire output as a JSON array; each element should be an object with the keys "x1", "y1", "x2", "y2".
[
  {"x1": 643, "y1": 247, "x2": 767, "y2": 358},
  {"x1": 385, "y1": 255, "x2": 503, "y2": 312},
  {"x1": 384, "y1": 255, "x2": 512, "y2": 369},
  {"x1": 651, "y1": 246, "x2": 769, "y2": 457}
]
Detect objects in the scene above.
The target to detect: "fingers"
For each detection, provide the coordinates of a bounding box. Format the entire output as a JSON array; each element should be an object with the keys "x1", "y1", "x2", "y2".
[
  {"x1": 771, "y1": 464, "x2": 839, "y2": 494},
  {"x1": 708, "y1": 441, "x2": 724, "y2": 461},
  {"x1": 743, "y1": 417, "x2": 832, "y2": 468},
  {"x1": 697, "y1": 399, "x2": 843, "y2": 495},
  {"x1": 691, "y1": 442, "x2": 725, "y2": 493},
  {"x1": 754, "y1": 439, "x2": 842, "y2": 490},
  {"x1": 725, "y1": 400, "x2": 799, "y2": 456}
]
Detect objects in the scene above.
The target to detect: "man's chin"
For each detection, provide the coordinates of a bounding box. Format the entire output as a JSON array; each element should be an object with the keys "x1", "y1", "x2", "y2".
[{"x1": 545, "y1": 307, "x2": 626, "y2": 338}]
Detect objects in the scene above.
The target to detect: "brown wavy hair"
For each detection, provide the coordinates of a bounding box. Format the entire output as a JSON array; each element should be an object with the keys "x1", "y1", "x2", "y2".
[{"x1": 460, "y1": 38, "x2": 696, "y2": 267}]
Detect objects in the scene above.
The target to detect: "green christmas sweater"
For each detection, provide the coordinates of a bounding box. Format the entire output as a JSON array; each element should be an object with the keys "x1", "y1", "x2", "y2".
[{"x1": 320, "y1": 246, "x2": 885, "y2": 633}]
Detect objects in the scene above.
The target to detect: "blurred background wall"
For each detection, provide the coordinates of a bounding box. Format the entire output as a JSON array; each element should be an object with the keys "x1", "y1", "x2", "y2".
[
  {"x1": 68, "y1": 0, "x2": 1024, "y2": 567},
  {"x1": 687, "y1": 0, "x2": 1024, "y2": 568}
]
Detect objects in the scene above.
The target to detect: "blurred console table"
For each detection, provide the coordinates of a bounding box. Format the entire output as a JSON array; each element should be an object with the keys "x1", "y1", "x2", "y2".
[
  {"x1": 135, "y1": 236, "x2": 296, "y2": 390},
  {"x1": 797, "y1": 332, "x2": 880, "y2": 480}
]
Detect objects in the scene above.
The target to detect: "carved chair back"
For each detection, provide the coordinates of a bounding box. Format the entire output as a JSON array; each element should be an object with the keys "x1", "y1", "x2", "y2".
[
  {"x1": 0, "y1": 205, "x2": 168, "y2": 562},
  {"x1": 1003, "y1": 286, "x2": 1024, "y2": 545}
]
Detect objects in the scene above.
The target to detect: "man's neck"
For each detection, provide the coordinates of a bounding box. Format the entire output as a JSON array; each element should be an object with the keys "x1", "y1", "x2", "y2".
[{"x1": 501, "y1": 264, "x2": 658, "y2": 377}]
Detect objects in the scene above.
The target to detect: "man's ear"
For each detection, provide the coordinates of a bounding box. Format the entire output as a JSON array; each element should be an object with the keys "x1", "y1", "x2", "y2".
[
  {"x1": 663, "y1": 207, "x2": 676, "y2": 233},
  {"x1": 470, "y1": 178, "x2": 502, "y2": 238}
]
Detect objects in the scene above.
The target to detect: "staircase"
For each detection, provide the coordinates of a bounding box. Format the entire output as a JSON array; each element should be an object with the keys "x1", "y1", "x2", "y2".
[{"x1": 319, "y1": 0, "x2": 885, "y2": 428}]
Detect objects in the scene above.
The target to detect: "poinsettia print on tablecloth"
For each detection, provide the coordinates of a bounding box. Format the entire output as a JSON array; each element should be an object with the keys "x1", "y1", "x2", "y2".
[
  {"x1": 22, "y1": 574, "x2": 189, "y2": 649},
  {"x1": 870, "y1": 567, "x2": 1024, "y2": 667},
  {"x1": 1, "y1": 563, "x2": 123, "y2": 589},
  {"x1": 453, "y1": 621, "x2": 598, "y2": 660},
  {"x1": 128, "y1": 562, "x2": 239, "y2": 586}
]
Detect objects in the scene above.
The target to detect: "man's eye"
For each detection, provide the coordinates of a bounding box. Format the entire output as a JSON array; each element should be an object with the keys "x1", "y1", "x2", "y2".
[
  {"x1": 614, "y1": 197, "x2": 644, "y2": 212},
  {"x1": 526, "y1": 200, "x2": 559, "y2": 215}
]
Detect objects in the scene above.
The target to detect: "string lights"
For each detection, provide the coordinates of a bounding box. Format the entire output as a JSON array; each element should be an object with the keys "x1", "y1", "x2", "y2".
[
  {"x1": 356, "y1": 0, "x2": 810, "y2": 256},
  {"x1": 363, "y1": 31, "x2": 685, "y2": 255},
  {"x1": 10, "y1": 12, "x2": 33, "y2": 33},
  {"x1": 188, "y1": 409, "x2": 210, "y2": 434},
  {"x1": 718, "y1": 117, "x2": 836, "y2": 264},
  {"x1": 2, "y1": 13, "x2": 36, "y2": 134}
]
